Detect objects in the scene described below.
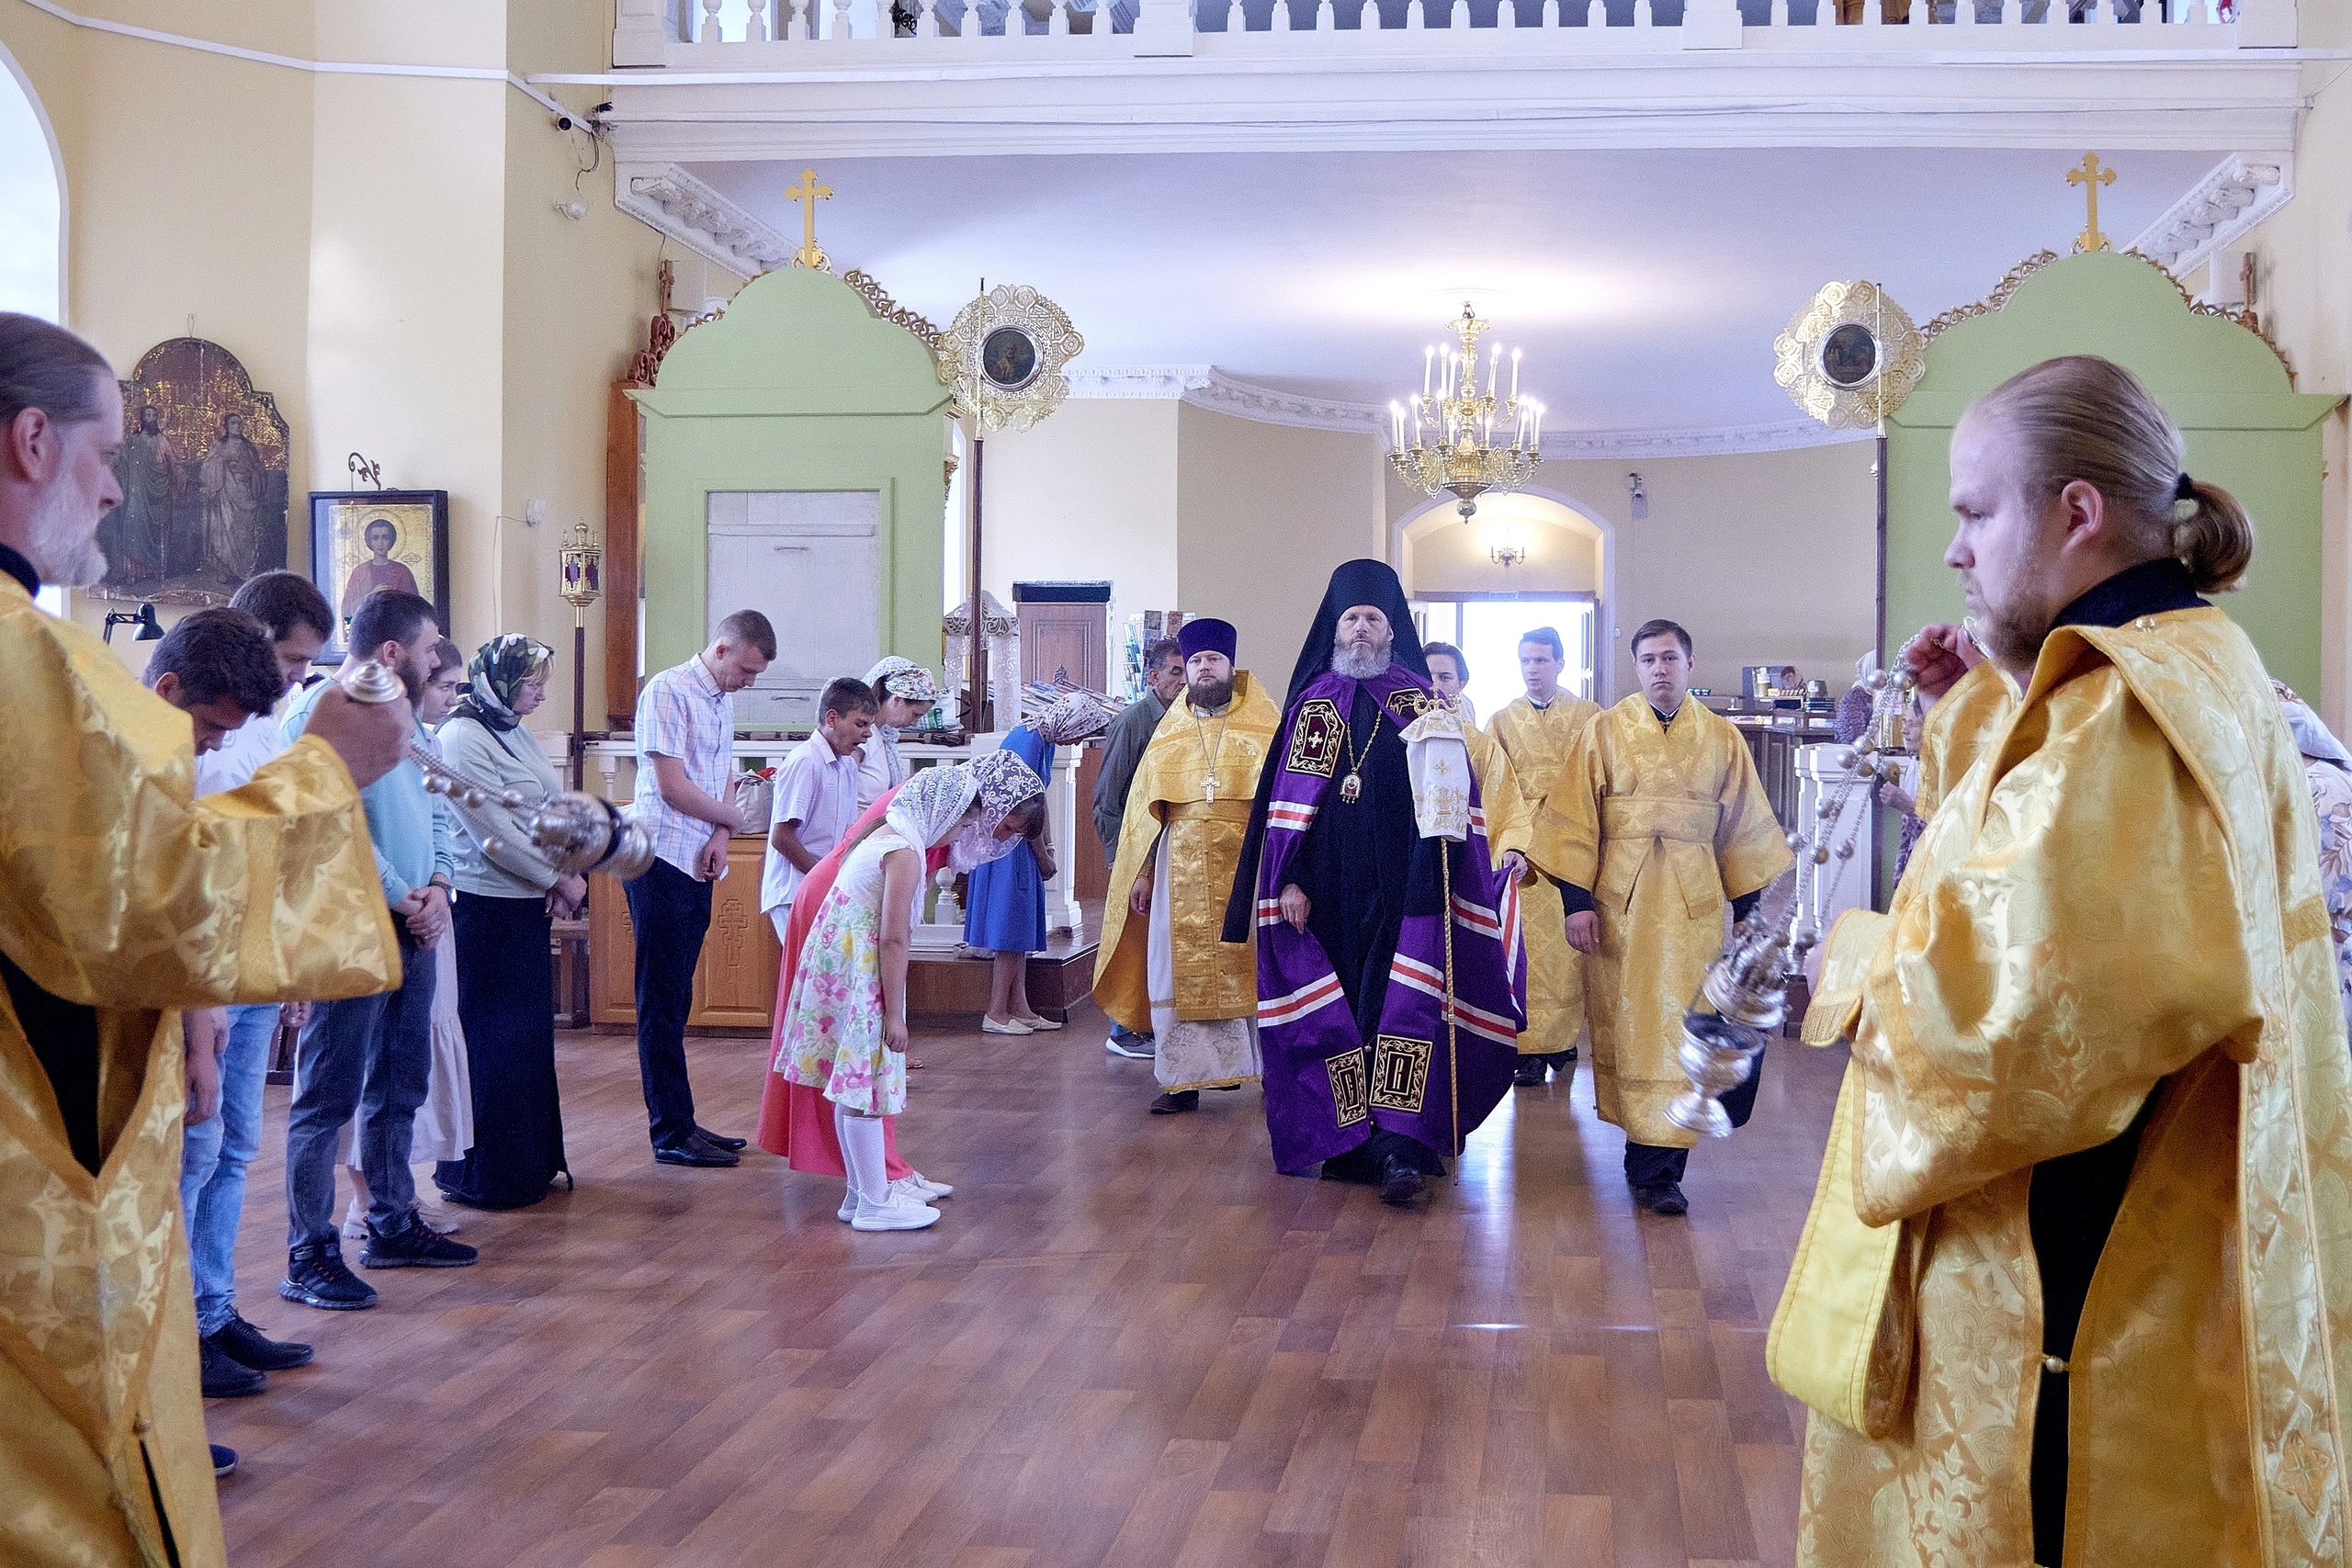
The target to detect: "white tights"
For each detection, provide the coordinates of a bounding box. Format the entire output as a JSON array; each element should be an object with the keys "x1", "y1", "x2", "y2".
[{"x1": 834, "y1": 1100, "x2": 889, "y2": 1213}]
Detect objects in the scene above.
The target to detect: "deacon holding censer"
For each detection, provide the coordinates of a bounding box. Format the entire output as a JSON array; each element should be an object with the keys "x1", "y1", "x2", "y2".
[{"x1": 1776, "y1": 355, "x2": 2352, "y2": 1567}]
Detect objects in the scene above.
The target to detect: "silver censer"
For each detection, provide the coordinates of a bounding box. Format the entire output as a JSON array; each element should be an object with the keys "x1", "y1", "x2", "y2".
[
  {"x1": 337, "y1": 660, "x2": 655, "y2": 880},
  {"x1": 1664, "y1": 665, "x2": 1916, "y2": 1137}
]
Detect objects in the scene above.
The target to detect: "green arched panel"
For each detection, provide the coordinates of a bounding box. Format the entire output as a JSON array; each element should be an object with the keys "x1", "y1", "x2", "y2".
[
  {"x1": 1885, "y1": 251, "x2": 2341, "y2": 701},
  {"x1": 631, "y1": 266, "x2": 952, "y2": 700}
]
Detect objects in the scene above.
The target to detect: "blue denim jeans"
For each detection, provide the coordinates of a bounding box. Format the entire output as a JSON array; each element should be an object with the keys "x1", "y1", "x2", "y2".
[
  {"x1": 179, "y1": 1002, "x2": 277, "y2": 1337},
  {"x1": 285, "y1": 934, "x2": 435, "y2": 1248}
]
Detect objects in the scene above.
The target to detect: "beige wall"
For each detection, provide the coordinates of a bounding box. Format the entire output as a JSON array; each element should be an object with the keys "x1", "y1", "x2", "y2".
[
  {"x1": 2242, "y1": 20, "x2": 2352, "y2": 728},
  {"x1": 1177, "y1": 404, "x2": 1386, "y2": 682},
  {"x1": 1390, "y1": 440, "x2": 1879, "y2": 702},
  {"x1": 977, "y1": 399, "x2": 1182, "y2": 619},
  {"x1": 0, "y1": 2, "x2": 655, "y2": 724},
  {"x1": 1404, "y1": 492, "x2": 1603, "y2": 596}
]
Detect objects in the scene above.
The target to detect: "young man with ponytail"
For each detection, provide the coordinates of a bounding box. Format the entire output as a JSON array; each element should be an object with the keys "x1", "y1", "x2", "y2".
[{"x1": 1781, "y1": 354, "x2": 2352, "y2": 1566}]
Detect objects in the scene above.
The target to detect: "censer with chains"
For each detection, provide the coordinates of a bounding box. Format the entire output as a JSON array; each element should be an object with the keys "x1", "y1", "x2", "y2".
[
  {"x1": 1665, "y1": 663, "x2": 1919, "y2": 1137},
  {"x1": 337, "y1": 660, "x2": 655, "y2": 881}
]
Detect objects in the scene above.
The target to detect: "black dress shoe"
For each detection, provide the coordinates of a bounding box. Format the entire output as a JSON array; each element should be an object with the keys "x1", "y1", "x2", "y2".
[
  {"x1": 655, "y1": 1133, "x2": 740, "y2": 1168},
  {"x1": 1148, "y1": 1089, "x2": 1200, "y2": 1114},
  {"x1": 199, "y1": 1336, "x2": 266, "y2": 1398},
  {"x1": 1633, "y1": 1180, "x2": 1689, "y2": 1216},
  {"x1": 211, "y1": 1444, "x2": 238, "y2": 1479},
  {"x1": 1512, "y1": 1057, "x2": 1546, "y2": 1087},
  {"x1": 1377, "y1": 1156, "x2": 1430, "y2": 1206},
  {"x1": 210, "y1": 1313, "x2": 312, "y2": 1371},
  {"x1": 693, "y1": 1125, "x2": 748, "y2": 1151}
]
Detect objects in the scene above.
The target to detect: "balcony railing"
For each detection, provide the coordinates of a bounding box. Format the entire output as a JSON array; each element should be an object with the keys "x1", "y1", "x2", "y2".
[{"x1": 614, "y1": 0, "x2": 2291, "y2": 59}]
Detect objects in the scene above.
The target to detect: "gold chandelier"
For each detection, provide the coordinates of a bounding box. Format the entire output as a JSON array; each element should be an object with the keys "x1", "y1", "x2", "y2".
[{"x1": 1389, "y1": 302, "x2": 1544, "y2": 523}]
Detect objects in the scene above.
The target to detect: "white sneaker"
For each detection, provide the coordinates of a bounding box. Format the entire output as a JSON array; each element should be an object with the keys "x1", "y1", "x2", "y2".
[
  {"x1": 417, "y1": 1203, "x2": 463, "y2": 1235},
  {"x1": 851, "y1": 1196, "x2": 941, "y2": 1232},
  {"x1": 341, "y1": 1198, "x2": 368, "y2": 1241},
  {"x1": 1105, "y1": 1034, "x2": 1155, "y2": 1060},
  {"x1": 836, "y1": 1190, "x2": 857, "y2": 1224},
  {"x1": 905, "y1": 1170, "x2": 954, "y2": 1200}
]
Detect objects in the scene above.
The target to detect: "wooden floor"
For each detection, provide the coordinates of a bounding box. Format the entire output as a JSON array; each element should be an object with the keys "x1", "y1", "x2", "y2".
[{"x1": 210, "y1": 1010, "x2": 1845, "y2": 1568}]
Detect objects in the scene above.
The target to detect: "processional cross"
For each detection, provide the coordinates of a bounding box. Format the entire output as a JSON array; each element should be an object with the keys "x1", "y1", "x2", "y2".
[
  {"x1": 2066, "y1": 152, "x2": 2117, "y2": 254},
  {"x1": 786, "y1": 167, "x2": 832, "y2": 272}
]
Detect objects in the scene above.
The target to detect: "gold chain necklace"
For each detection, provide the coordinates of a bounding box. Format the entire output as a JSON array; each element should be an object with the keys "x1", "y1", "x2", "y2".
[
  {"x1": 1191, "y1": 704, "x2": 1230, "y2": 803},
  {"x1": 1337, "y1": 708, "x2": 1383, "y2": 804}
]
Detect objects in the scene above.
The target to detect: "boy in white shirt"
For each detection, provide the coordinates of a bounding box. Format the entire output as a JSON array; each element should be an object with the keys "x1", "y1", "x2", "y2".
[{"x1": 761, "y1": 677, "x2": 879, "y2": 942}]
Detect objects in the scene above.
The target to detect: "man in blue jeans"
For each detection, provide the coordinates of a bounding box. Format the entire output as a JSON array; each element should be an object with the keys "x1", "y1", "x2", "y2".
[
  {"x1": 176, "y1": 574, "x2": 340, "y2": 1396},
  {"x1": 625, "y1": 610, "x2": 774, "y2": 1168},
  {"x1": 279, "y1": 587, "x2": 478, "y2": 1309}
]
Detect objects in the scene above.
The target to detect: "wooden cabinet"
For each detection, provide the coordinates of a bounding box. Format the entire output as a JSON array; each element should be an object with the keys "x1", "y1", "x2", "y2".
[
  {"x1": 588, "y1": 831, "x2": 782, "y2": 1030},
  {"x1": 1017, "y1": 597, "x2": 1107, "y2": 691}
]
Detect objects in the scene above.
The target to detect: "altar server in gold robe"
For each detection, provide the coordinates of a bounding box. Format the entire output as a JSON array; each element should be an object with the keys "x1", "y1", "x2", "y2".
[
  {"x1": 1551, "y1": 618, "x2": 1792, "y2": 1214},
  {"x1": 1778, "y1": 355, "x2": 2352, "y2": 1568},
  {"x1": 1095, "y1": 618, "x2": 1281, "y2": 1112},
  {"x1": 0, "y1": 314, "x2": 408, "y2": 1568},
  {"x1": 1487, "y1": 626, "x2": 1602, "y2": 1088}
]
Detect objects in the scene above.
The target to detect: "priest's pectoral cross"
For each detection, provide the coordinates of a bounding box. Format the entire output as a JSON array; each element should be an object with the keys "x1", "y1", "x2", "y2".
[
  {"x1": 786, "y1": 166, "x2": 832, "y2": 272},
  {"x1": 2067, "y1": 152, "x2": 2117, "y2": 255}
]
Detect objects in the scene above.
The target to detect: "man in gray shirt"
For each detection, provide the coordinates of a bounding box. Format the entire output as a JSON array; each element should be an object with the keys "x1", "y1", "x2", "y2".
[{"x1": 1093, "y1": 637, "x2": 1183, "y2": 1058}]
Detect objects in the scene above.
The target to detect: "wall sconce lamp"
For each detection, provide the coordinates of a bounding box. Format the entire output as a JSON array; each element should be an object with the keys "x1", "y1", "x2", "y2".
[
  {"x1": 1627, "y1": 471, "x2": 1647, "y2": 521},
  {"x1": 104, "y1": 604, "x2": 163, "y2": 644}
]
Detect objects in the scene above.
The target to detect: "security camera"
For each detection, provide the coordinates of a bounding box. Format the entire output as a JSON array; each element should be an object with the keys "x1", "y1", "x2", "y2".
[{"x1": 554, "y1": 112, "x2": 576, "y2": 130}]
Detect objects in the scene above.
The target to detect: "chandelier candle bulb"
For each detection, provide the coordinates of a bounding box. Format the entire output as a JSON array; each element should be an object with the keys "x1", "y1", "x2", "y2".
[
  {"x1": 1424, "y1": 345, "x2": 1434, "y2": 399},
  {"x1": 1511, "y1": 347, "x2": 1521, "y2": 402}
]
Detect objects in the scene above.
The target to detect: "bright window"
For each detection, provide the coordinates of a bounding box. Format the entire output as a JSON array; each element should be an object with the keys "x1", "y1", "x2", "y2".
[
  {"x1": 0, "y1": 53, "x2": 60, "y2": 321},
  {"x1": 1413, "y1": 596, "x2": 1594, "y2": 723}
]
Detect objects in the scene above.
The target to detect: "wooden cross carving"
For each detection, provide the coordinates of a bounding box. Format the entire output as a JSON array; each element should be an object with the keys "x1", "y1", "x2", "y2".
[
  {"x1": 2067, "y1": 152, "x2": 2117, "y2": 255},
  {"x1": 786, "y1": 166, "x2": 833, "y2": 272}
]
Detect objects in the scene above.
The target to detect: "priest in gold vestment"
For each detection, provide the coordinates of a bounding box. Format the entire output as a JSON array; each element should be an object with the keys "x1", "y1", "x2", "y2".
[
  {"x1": 1486, "y1": 626, "x2": 1601, "y2": 1087},
  {"x1": 1777, "y1": 355, "x2": 2352, "y2": 1568},
  {"x1": 1549, "y1": 617, "x2": 1792, "y2": 1215},
  {"x1": 0, "y1": 314, "x2": 407, "y2": 1568},
  {"x1": 1095, "y1": 619, "x2": 1281, "y2": 1113}
]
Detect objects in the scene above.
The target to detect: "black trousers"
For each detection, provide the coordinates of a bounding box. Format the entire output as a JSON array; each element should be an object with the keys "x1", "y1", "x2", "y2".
[
  {"x1": 1625, "y1": 1042, "x2": 1766, "y2": 1189},
  {"x1": 624, "y1": 857, "x2": 712, "y2": 1149}
]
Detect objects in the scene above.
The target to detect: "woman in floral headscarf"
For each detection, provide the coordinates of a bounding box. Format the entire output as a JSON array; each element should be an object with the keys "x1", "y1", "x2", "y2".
[
  {"x1": 964, "y1": 693, "x2": 1109, "y2": 1034},
  {"x1": 775, "y1": 752, "x2": 1045, "y2": 1230},
  {"x1": 856, "y1": 656, "x2": 942, "y2": 808},
  {"x1": 432, "y1": 633, "x2": 578, "y2": 1211}
]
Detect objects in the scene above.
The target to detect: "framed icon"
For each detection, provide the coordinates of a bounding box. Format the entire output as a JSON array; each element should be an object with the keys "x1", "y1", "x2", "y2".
[{"x1": 309, "y1": 490, "x2": 451, "y2": 656}]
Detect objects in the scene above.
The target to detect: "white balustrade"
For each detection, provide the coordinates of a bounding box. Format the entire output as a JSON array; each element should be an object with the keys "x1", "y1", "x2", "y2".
[{"x1": 619, "y1": 0, "x2": 2291, "y2": 56}]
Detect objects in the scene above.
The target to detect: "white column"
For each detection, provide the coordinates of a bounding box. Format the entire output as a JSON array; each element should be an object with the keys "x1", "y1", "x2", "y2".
[
  {"x1": 614, "y1": 0, "x2": 677, "y2": 63},
  {"x1": 1679, "y1": 0, "x2": 1743, "y2": 46},
  {"x1": 1131, "y1": 0, "x2": 1196, "y2": 53}
]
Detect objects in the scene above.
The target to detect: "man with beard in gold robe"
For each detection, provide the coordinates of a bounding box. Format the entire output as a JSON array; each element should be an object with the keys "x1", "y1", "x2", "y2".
[
  {"x1": 1487, "y1": 626, "x2": 1602, "y2": 1088},
  {"x1": 0, "y1": 313, "x2": 408, "y2": 1568},
  {"x1": 1094, "y1": 618, "x2": 1281, "y2": 1113},
  {"x1": 1778, "y1": 355, "x2": 2352, "y2": 1568},
  {"x1": 1549, "y1": 617, "x2": 1792, "y2": 1215}
]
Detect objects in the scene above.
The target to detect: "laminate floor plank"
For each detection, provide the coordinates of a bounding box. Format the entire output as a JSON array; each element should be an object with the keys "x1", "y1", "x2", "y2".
[{"x1": 208, "y1": 1010, "x2": 1847, "y2": 1566}]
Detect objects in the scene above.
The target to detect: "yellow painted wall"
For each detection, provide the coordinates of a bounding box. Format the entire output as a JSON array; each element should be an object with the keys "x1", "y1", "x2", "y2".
[
  {"x1": 2241, "y1": 19, "x2": 2352, "y2": 728},
  {"x1": 0, "y1": 1, "x2": 660, "y2": 721},
  {"x1": 1176, "y1": 404, "x2": 1387, "y2": 679},
  {"x1": 1404, "y1": 492, "x2": 1603, "y2": 596}
]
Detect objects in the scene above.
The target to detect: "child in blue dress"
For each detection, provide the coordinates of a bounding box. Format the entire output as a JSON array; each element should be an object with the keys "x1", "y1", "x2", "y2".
[{"x1": 965, "y1": 694, "x2": 1107, "y2": 1033}]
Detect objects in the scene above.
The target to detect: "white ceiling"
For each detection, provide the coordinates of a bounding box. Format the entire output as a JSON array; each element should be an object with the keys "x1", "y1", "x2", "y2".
[{"x1": 685, "y1": 146, "x2": 2228, "y2": 437}]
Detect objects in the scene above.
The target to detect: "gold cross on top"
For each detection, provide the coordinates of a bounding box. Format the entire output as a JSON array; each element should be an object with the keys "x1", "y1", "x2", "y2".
[
  {"x1": 786, "y1": 166, "x2": 832, "y2": 272},
  {"x1": 2066, "y1": 152, "x2": 2118, "y2": 255}
]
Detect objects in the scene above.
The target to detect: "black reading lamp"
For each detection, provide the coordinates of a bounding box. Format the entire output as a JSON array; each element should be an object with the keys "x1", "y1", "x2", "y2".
[{"x1": 103, "y1": 603, "x2": 163, "y2": 644}]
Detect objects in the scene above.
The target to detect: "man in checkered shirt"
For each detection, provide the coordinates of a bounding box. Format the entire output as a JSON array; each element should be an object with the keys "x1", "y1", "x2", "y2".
[{"x1": 625, "y1": 609, "x2": 775, "y2": 1168}]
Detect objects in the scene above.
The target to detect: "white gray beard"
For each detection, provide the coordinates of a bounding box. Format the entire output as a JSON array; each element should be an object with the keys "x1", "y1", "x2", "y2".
[
  {"x1": 26, "y1": 484, "x2": 109, "y2": 588},
  {"x1": 1330, "y1": 644, "x2": 1391, "y2": 681}
]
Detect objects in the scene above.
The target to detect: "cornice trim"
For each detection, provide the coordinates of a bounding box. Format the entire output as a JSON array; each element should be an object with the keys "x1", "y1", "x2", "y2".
[
  {"x1": 616, "y1": 164, "x2": 795, "y2": 278},
  {"x1": 1067, "y1": 365, "x2": 1872, "y2": 456},
  {"x1": 2127, "y1": 151, "x2": 2292, "y2": 276}
]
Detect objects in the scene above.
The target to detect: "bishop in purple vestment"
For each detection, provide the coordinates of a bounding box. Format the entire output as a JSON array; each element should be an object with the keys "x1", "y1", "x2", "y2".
[{"x1": 1222, "y1": 559, "x2": 1530, "y2": 1204}]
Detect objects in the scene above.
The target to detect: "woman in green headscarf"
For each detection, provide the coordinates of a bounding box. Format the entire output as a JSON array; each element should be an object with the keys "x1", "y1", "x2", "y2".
[{"x1": 432, "y1": 633, "x2": 576, "y2": 1209}]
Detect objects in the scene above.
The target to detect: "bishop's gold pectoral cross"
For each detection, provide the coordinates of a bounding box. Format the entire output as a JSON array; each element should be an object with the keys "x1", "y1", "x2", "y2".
[
  {"x1": 2067, "y1": 152, "x2": 2117, "y2": 255},
  {"x1": 786, "y1": 167, "x2": 832, "y2": 272}
]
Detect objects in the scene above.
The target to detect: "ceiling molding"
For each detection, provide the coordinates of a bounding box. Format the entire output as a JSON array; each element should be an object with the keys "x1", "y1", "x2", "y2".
[
  {"x1": 616, "y1": 163, "x2": 794, "y2": 279},
  {"x1": 2127, "y1": 152, "x2": 2291, "y2": 276},
  {"x1": 1067, "y1": 365, "x2": 1871, "y2": 456}
]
